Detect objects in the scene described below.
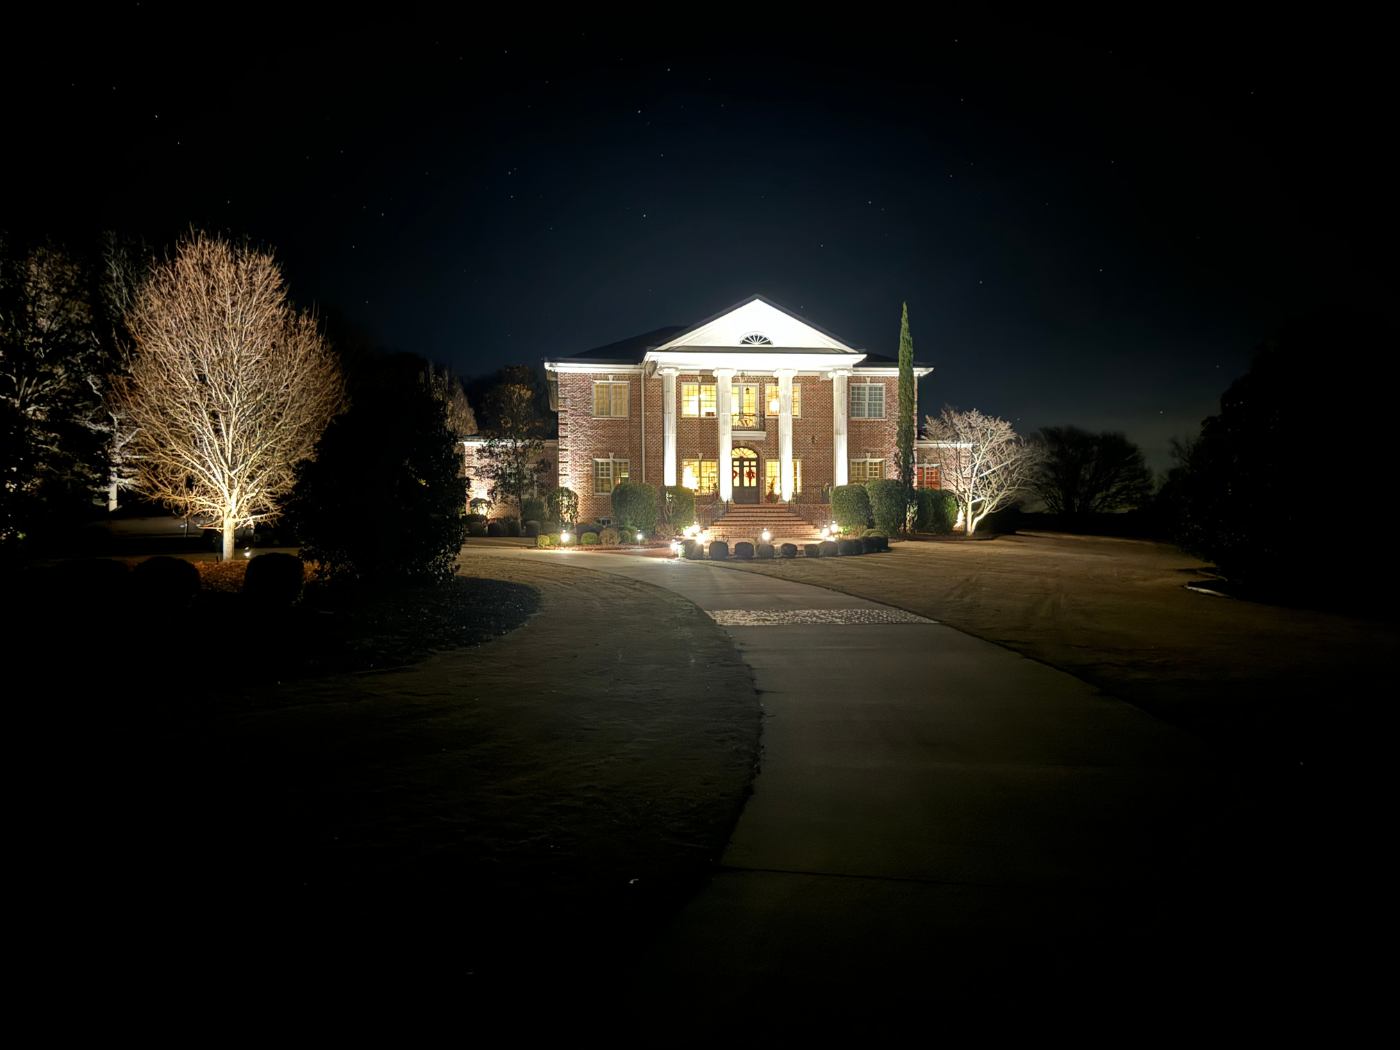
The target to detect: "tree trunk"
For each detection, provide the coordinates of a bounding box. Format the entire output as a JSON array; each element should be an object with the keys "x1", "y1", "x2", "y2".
[
  {"x1": 107, "y1": 480, "x2": 119, "y2": 513},
  {"x1": 222, "y1": 517, "x2": 236, "y2": 561}
]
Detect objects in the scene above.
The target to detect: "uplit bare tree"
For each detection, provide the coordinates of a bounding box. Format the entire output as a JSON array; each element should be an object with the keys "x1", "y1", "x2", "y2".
[
  {"x1": 119, "y1": 234, "x2": 344, "y2": 560},
  {"x1": 924, "y1": 406, "x2": 1040, "y2": 536},
  {"x1": 93, "y1": 232, "x2": 150, "y2": 511}
]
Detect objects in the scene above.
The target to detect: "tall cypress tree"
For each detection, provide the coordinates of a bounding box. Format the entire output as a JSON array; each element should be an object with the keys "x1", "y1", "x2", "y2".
[{"x1": 896, "y1": 302, "x2": 916, "y2": 502}]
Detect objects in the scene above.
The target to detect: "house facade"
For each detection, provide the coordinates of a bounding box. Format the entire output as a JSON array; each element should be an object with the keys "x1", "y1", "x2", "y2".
[{"x1": 544, "y1": 296, "x2": 935, "y2": 528}]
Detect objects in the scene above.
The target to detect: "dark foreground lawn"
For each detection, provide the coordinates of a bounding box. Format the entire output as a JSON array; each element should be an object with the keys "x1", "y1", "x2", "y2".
[{"x1": 16, "y1": 552, "x2": 760, "y2": 1017}]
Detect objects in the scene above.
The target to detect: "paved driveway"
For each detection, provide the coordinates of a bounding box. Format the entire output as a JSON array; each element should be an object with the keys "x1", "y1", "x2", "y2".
[{"x1": 535, "y1": 552, "x2": 1285, "y2": 1022}]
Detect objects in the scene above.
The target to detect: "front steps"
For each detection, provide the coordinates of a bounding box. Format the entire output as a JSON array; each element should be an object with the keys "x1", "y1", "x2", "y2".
[{"x1": 705, "y1": 503, "x2": 825, "y2": 542}]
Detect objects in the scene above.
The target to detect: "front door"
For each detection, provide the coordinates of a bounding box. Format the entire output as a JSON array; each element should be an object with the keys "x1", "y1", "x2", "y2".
[{"x1": 732, "y1": 448, "x2": 759, "y2": 504}]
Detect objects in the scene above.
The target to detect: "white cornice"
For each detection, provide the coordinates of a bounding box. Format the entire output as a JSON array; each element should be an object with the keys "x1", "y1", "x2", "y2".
[
  {"x1": 545, "y1": 361, "x2": 644, "y2": 374},
  {"x1": 646, "y1": 349, "x2": 867, "y2": 372}
]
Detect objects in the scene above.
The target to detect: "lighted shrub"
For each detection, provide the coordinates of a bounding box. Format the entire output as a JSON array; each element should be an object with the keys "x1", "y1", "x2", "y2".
[
  {"x1": 865, "y1": 479, "x2": 907, "y2": 534},
  {"x1": 580, "y1": 532, "x2": 599, "y2": 546},
  {"x1": 756, "y1": 542, "x2": 775, "y2": 559},
  {"x1": 547, "y1": 486, "x2": 579, "y2": 527},
  {"x1": 243, "y1": 552, "x2": 305, "y2": 606},
  {"x1": 831, "y1": 484, "x2": 872, "y2": 531},
  {"x1": 486, "y1": 520, "x2": 506, "y2": 537},
  {"x1": 709, "y1": 540, "x2": 729, "y2": 560},
  {"x1": 610, "y1": 481, "x2": 658, "y2": 534},
  {"x1": 521, "y1": 496, "x2": 547, "y2": 525},
  {"x1": 838, "y1": 538, "x2": 862, "y2": 556},
  {"x1": 536, "y1": 533, "x2": 554, "y2": 548},
  {"x1": 599, "y1": 526, "x2": 620, "y2": 546},
  {"x1": 915, "y1": 488, "x2": 958, "y2": 534},
  {"x1": 133, "y1": 556, "x2": 201, "y2": 607},
  {"x1": 820, "y1": 540, "x2": 839, "y2": 557},
  {"x1": 660, "y1": 485, "x2": 696, "y2": 530},
  {"x1": 804, "y1": 543, "x2": 821, "y2": 558}
]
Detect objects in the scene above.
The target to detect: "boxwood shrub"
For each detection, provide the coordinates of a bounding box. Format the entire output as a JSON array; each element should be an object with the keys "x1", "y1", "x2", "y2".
[
  {"x1": 734, "y1": 541, "x2": 754, "y2": 559},
  {"x1": 548, "y1": 486, "x2": 579, "y2": 527},
  {"x1": 831, "y1": 484, "x2": 872, "y2": 531},
  {"x1": 536, "y1": 533, "x2": 554, "y2": 548},
  {"x1": 580, "y1": 531, "x2": 599, "y2": 546},
  {"x1": 837, "y1": 538, "x2": 863, "y2": 556},
  {"x1": 915, "y1": 488, "x2": 959, "y2": 534},
  {"x1": 820, "y1": 540, "x2": 838, "y2": 557},
  {"x1": 467, "y1": 520, "x2": 487, "y2": 537},
  {"x1": 504, "y1": 518, "x2": 522, "y2": 537},
  {"x1": 521, "y1": 496, "x2": 547, "y2": 525},
  {"x1": 599, "y1": 526, "x2": 620, "y2": 546},
  {"x1": 523, "y1": 520, "x2": 541, "y2": 538},
  {"x1": 660, "y1": 485, "x2": 696, "y2": 531},
  {"x1": 860, "y1": 535, "x2": 882, "y2": 554},
  {"x1": 682, "y1": 538, "x2": 702, "y2": 559},
  {"x1": 709, "y1": 540, "x2": 729, "y2": 560},
  {"x1": 487, "y1": 520, "x2": 506, "y2": 537},
  {"x1": 243, "y1": 552, "x2": 304, "y2": 606},
  {"x1": 610, "y1": 481, "x2": 658, "y2": 534},
  {"x1": 865, "y1": 479, "x2": 907, "y2": 534},
  {"x1": 804, "y1": 543, "x2": 822, "y2": 558},
  {"x1": 779, "y1": 543, "x2": 798, "y2": 558},
  {"x1": 756, "y1": 542, "x2": 775, "y2": 559}
]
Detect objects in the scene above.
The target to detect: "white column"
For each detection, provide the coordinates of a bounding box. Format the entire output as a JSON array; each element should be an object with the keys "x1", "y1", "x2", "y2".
[
  {"x1": 832, "y1": 369, "x2": 850, "y2": 486},
  {"x1": 775, "y1": 369, "x2": 796, "y2": 502},
  {"x1": 715, "y1": 368, "x2": 735, "y2": 502},
  {"x1": 660, "y1": 368, "x2": 678, "y2": 487}
]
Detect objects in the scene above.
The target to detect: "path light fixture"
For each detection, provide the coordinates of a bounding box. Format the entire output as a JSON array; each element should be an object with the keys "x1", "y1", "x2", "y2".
[
  {"x1": 636, "y1": 531, "x2": 644, "y2": 543},
  {"x1": 560, "y1": 530, "x2": 572, "y2": 545},
  {"x1": 760, "y1": 529, "x2": 771, "y2": 543}
]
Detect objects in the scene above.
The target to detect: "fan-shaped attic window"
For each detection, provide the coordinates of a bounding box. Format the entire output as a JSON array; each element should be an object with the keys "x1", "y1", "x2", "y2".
[{"x1": 739, "y1": 332, "x2": 773, "y2": 346}]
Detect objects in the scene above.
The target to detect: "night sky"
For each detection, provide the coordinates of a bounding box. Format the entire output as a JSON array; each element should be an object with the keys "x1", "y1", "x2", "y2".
[{"x1": 8, "y1": 12, "x2": 1392, "y2": 468}]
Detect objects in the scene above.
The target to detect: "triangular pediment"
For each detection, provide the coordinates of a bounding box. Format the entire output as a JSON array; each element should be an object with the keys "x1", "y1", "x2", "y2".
[{"x1": 653, "y1": 296, "x2": 861, "y2": 353}]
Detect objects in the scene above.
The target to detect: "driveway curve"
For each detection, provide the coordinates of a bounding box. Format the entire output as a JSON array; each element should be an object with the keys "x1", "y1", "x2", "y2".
[{"x1": 506, "y1": 550, "x2": 1299, "y2": 1028}]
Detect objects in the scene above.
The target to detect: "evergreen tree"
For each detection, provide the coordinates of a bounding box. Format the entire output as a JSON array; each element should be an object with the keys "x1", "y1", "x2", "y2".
[{"x1": 896, "y1": 302, "x2": 916, "y2": 502}]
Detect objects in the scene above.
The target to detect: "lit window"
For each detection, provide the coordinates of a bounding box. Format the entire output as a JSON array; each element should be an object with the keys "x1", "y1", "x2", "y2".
[
  {"x1": 763, "y1": 382, "x2": 801, "y2": 417},
  {"x1": 593, "y1": 381, "x2": 629, "y2": 418},
  {"x1": 681, "y1": 382, "x2": 718, "y2": 418},
  {"x1": 593, "y1": 457, "x2": 630, "y2": 494},
  {"x1": 731, "y1": 383, "x2": 760, "y2": 428},
  {"x1": 850, "y1": 383, "x2": 885, "y2": 419},
  {"x1": 850, "y1": 459, "x2": 884, "y2": 482},
  {"x1": 764, "y1": 458, "x2": 802, "y2": 496},
  {"x1": 681, "y1": 458, "x2": 718, "y2": 494}
]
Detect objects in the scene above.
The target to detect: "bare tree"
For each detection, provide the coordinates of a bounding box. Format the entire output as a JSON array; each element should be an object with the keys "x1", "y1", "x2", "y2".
[
  {"x1": 93, "y1": 232, "x2": 150, "y2": 511},
  {"x1": 119, "y1": 234, "x2": 344, "y2": 560},
  {"x1": 924, "y1": 406, "x2": 1040, "y2": 536}
]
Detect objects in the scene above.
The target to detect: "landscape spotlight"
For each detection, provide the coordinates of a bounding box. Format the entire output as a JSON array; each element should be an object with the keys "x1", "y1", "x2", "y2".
[
  {"x1": 636, "y1": 531, "x2": 644, "y2": 543},
  {"x1": 561, "y1": 531, "x2": 572, "y2": 544},
  {"x1": 760, "y1": 529, "x2": 771, "y2": 543}
]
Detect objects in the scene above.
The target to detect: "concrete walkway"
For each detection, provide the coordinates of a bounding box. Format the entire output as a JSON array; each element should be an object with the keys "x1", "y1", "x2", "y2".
[{"x1": 500, "y1": 551, "x2": 1270, "y2": 1021}]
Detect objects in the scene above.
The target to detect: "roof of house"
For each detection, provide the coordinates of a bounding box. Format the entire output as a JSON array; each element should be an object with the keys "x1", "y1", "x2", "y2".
[{"x1": 564, "y1": 326, "x2": 687, "y2": 364}]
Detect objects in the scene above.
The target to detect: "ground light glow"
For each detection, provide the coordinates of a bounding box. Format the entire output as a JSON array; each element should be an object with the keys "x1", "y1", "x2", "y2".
[
  {"x1": 560, "y1": 531, "x2": 572, "y2": 544},
  {"x1": 760, "y1": 529, "x2": 771, "y2": 542},
  {"x1": 636, "y1": 531, "x2": 644, "y2": 543}
]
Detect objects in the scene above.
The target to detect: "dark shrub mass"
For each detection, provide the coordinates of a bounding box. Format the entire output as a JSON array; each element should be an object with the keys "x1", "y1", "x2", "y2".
[
  {"x1": 838, "y1": 538, "x2": 862, "y2": 556},
  {"x1": 734, "y1": 541, "x2": 754, "y2": 560},
  {"x1": 861, "y1": 535, "x2": 882, "y2": 554},
  {"x1": 831, "y1": 484, "x2": 872, "y2": 532},
  {"x1": 709, "y1": 540, "x2": 729, "y2": 560},
  {"x1": 504, "y1": 518, "x2": 522, "y2": 537},
  {"x1": 820, "y1": 540, "x2": 838, "y2": 557},
  {"x1": 467, "y1": 519, "x2": 487, "y2": 537},
  {"x1": 804, "y1": 543, "x2": 821, "y2": 558},
  {"x1": 243, "y1": 552, "x2": 304, "y2": 606},
  {"x1": 523, "y1": 520, "x2": 541, "y2": 538},
  {"x1": 287, "y1": 354, "x2": 467, "y2": 582},
  {"x1": 756, "y1": 542, "x2": 774, "y2": 559},
  {"x1": 487, "y1": 520, "x2": 506, "y2": 537},
  {"x1": 779, "y1": 543, "x2": 797, "y2": 559},
  {"x1": 682, "y1": 538, "x2": 702, "y2": 559},
  {"x1": 660, "y1": 485, "x2": 696, "y2": 530},
  {"x1": 520, "y1": 496, "x2": 547, "y2": 525},
  {"x1": 133, "y1": 555, "x2": 201, "y2": 607}
]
